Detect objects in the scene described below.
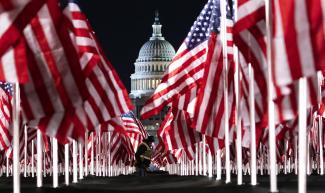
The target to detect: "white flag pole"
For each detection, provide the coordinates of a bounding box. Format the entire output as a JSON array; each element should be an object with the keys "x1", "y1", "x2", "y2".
[
  {"x1": 64, "y1": 143, "x2": 69, "y2": 185},
  {"x1": 249, "y1": 64, "x2": 257, "y2": 185},
  {"x1": 24, "y1": 125, "x2": 27, "y2": 178},
  {"x1": 31, "y1": 140, "x2": 34, "y2": 178},
  {"x1": 195, "y1": 143, "x2": 198, "y2": 176},
  {"x1": 36, "y1": 130, "x2": 43, "y2": 187},
  {"x1": 208, "y1": 147, "x2": 213, "y2": 177},
  {"x1": 221, "y1": 0, "x2": 231, "y2": 183},
  {"x1": 108, "y1": 131, "x2": 111, "y2": 177},
  {"x1": 72, "y1": 140, "x2": 77, "y2": 183},
  {"x1": 79, "y1": 142, "x2": 84, "y2": 180},
  {"x1": 317, "y1": 72, "x2": 324, "y2": 175},
  {"x1": 84, "y1": 132, "x2": 88, "y2": 176},
  {"x1": 233, "y1": 0, "x2": 243, "y2": 185},
  {"x1": 12, "y1": 83, "x2": 20, "y2": 193},
  {"x1": 52, "y1": 137, "x2": 58, "y2": 188},
  {"x1": 216, "y1": 149, "x2": 222, "y2": 180},
  {"x1": 265, "y1": 0, "x2": 278, "y2": 191},
  {"x1": 6, "y1": 156, "x2": 9, "y2": 177},
  {"x1": 202, "y1": 135, "x2": 206, "y2": 176},
  {"x1": 298, "y1": 78, "x2": 307, "y2": 193},
  {"x1": 90, "y1": 132, "x2": 94, "y2": 175}
]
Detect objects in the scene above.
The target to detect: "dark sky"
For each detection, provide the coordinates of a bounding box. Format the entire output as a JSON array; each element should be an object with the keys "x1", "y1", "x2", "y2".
[{"x1": 77, "y1": 0, "x2": 207, "y2": 92}]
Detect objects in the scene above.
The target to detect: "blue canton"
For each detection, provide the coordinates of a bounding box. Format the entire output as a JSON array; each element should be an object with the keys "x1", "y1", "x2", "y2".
[
  {"x1": 0, "y1": 82, "x2": 13, "y2": 96},
  {"x1": 185, "y1": 0, "x2": 221, "y2": 49}
]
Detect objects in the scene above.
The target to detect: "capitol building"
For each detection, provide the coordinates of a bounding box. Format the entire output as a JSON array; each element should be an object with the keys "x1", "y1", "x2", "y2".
[{"x1": 130, "y1": 12, "x2": 175, "y2": 136}]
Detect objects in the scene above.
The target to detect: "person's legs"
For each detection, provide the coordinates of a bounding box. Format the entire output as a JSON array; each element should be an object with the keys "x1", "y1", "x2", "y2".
[{"x1": 140, "y1": 167, "x2": 145, "y2": 176}]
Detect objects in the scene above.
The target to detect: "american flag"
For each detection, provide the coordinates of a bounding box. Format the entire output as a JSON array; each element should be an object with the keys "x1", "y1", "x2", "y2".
[
  {"x1": 0, "y1": 83, "x2": 12, "y2": 151},
  {"x1": 158, "y1": 109, "x2": 201, "y2": 160},
  {"x1": 0, "y1": 0, "x2": 47, "y2": 83},
  {"x1": 272, "y1": 0, "x2": 325, "y2": 88},
  {"x1": 64, "y1": 0, "x2": 133, "y2": 132},
  {"x1": 192, "y1": 0, "x2": 236, "y2": 139},
  {"x1": 140, "y1": 0, "x2": 219, "y2": 119}
]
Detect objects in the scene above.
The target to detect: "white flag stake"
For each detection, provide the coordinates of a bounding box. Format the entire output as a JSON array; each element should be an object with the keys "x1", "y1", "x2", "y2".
[
  {"x1": 6, "y1": 156, "x2": 9, "y2": 177},
  {"x1": 72, "y1": 140, "x2": 78, "y2": 183},
  {"x1": 202, "y1": 135, "x2": 206, "y2": 176},
  {"x1": 90, "y1": 132, "x2": 94, "y2": 175},
  {"x1": 220, "y1": 0, "x2": 231, "y2": 183},
  {"x1": 249, "y1": 64, "x2": 257, "y2": 185},
  {"x1": 52, "y1": 138, "x2": 58, "y2": 188},
  {"x1": 208, "y1": 148, "x2": 213, "y2": 177},
  {"x1": 64, "y1": 143, "x2": 69, "y2": 185},
  {"x1": 265, "y1": 0, "x2": 278, "y2": 191},
  {"x1": 198, "y1": 142, "x2": 202, "y2": 175},
  {"x1": 108, "y1": 131, "x2": 111, "y2": 177},
  {"x1": 12, "y1": 83, "x2": 20, "y2": 193},
  {"x1": 32, "y1": 140, "x2": 34, "y2": 178},
  {"x1": 319, "y1": 115, "x2": 324, "y2": 175},
  {"x1": 95, "y1": 134, "x2": 99, "y2": 176},
  {"x1": 317, "y1": 72, "x2": 324, "y2": 175},
  {"x1": 216, "y1": 149, "x2": 222, "y2": 180},
  {"x1": 24, "y1": 125, "x2": 27, "y2": 178},
  {"x1": 79, "y1": 143, "x2": 84, "y2": 179},
  {"x1": 36, "y1": 129, "x2": 43, "y2": 187},
  {"x1": 298, "y1": 78, "x2": 307, "y2": 193},
  {"x1": 84, "y1": 132, "x2": 88, "y2": 176},
  {"x1": 233, "y1": 0, "x2": 243, "y2": 184},
  {"x1": 234, "y1": 44, "x2": 243, "y2": 185},
  {"x1": 195, "y1": 143, "x2": 198, "y2": 176},
  {"x1": 295, "y1": 136, "x2": 298, "y2": 175}
]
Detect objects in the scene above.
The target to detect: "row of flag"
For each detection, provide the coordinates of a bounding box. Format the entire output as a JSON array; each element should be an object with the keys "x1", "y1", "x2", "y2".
[{"x1": 144, "y1": 0, "x2": 324, "y2": 167}]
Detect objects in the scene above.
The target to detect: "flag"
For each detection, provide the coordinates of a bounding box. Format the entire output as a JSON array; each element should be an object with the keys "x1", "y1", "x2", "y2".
[
  {"x1": 63, "y1": 0, "x2": 133, "y2": 131},
  {"x1": 0, "y1": 83, "x2": 12, "y2": 151},
  {"x1": 0, "y1": 0, "x2": 47, "y2": 83},
  {"x1": 140, "y1": 0, "x2": 214, "y2": 119},
  {"x1": 272, "y1": 0, "x2": 325, "y2": 87}
]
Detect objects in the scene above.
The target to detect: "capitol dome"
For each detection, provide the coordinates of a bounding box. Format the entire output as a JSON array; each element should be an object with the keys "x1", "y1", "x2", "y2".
[
  {"x1": 130, "y1": 11, "x2": 175, "y2": 98},
  {"x1": 137, "y1": 39, "x2": 175, "y2": 62}
]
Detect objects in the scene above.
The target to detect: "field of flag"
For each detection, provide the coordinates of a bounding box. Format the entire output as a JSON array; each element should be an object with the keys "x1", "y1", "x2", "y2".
[{"x1": 0, "y1": 0, "x2": 324, "y2": 193}]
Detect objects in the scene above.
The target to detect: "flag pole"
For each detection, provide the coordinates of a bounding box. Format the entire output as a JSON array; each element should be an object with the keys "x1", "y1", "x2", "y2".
[
  {"x1": 208, "y1": 147, "x2": 213, "y2": 177},
  {"x1": 31, "y1": 140, "x2": 34, "y2": 178},
  {"x1": 249, "y1": 64, "x2": 257, "y2": 185},
  {"x1": 52, "y1": 137, "x2": 58, "y2": 188},
  {"x1": 317, "y1": 72, "x2": 324, "y2": 175},
  {"x1": 221, "y1": 0, "x2": 231, "y2": 183},
  {"x1": 36, "y1": 129, "x2": 43, "y2": 187},
  {"x1": 13, "y1": 83, "x2": 20, "y2": 193},
  {"x1": 233, "y1": 0, "x2": 243, "y2": 185},
  {"x1": 195, "y1": 143, "x2": 198, "y2": 176},
  {"x1": 79, "y1": 142, "x2": 84, "y2": 179},
  {"x1": 24, "y1": 125, "x2": 27, "y2": 178},
  {"x1": 64, "y1": 143, "x2": 69, "y2": 185},
  {"x1": 72, "y1": 140, "x2": 77, "y2": 183},
  {"x1": 216, "y1": 149, "x2": 222, "y2": 180},
  {"x1": 202, "y1": 135, "x2": 206, "y2": 176},
  {"x1": 265, "y1": 0, "x2": 278, "y2": 191},
  {"x1": 298, "y1": 78, "x2": 307, "y2": 193},
  {"x1": 84, "y1": 132, "x2": 88, "y2": 176},
  {"x1": 90, "y1": 132, "x2": 94, "y2": 175}
]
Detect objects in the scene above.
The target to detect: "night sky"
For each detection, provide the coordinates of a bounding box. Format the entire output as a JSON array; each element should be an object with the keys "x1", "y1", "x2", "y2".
[{"x1": 76, "y1": 0, "x2": 207, "y2": 92}]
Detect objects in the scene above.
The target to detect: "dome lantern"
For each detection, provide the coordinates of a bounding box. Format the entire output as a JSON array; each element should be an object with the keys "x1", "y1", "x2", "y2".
[{"x1": 151, "y1": 10, "x2": 164, "y2": 41}]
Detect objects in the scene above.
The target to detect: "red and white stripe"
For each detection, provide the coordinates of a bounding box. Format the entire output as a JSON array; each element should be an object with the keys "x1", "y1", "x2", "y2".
[
  {"x1": 20, "y1": 0, "x2": 90, "y2": 143},
  {"x1": 272, "y1": 0, "x2": 325, "y2": 87},
  {"x1": 140, "y1": 41, "x2": 206, "y2": 120},
  {"x1": 0, "y1": 88, "x2": 11, "y2": 151},
  {"x1": 64, "y1": 1, "x2": 133, "y2": 131},
  {"x1": 0, "y1": 0, "x2": 46, "y2": 83},
  {"x1": 192, "y1": 34, "x2": 225, "y2": 138}
]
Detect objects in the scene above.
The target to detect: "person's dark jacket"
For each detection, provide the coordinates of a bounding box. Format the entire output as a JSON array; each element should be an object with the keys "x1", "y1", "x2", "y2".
[{"x1": 135, "y1": 141, "x2": 152, "y2": 168}]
